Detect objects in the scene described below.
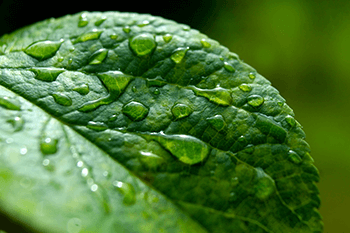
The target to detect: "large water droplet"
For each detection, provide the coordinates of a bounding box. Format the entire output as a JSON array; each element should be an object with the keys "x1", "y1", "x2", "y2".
[
  {"x1": 79, "y1": 71, "x2": 132, "y2": 112},
  {"x1": 0, "y1": 96, "x2": 21, "y2": 110},
  {"x1": 30, "y1": 67, "x2": 65, "y2": 82},
  {"x1": 72, "y1": 29, "x2": 103, "y2": 44},
  {"x1": 88, "y1": 48, "x2": 108, "y2": 64},
  {"x1": 40, "y1": 137, "x2": 58, "y2": 155},
  {"x1": 148, "y1": 133, "x2": 209, "y2": 165},
  {"x1": 86, "y1": 121, "x2": 108, "y2": 131},
  {"x1": 73, "y1": 84, "x2": 90, "y2": 95},
  {"x1": 287, "y1": 150, "x2": 302, "y2": 164},
  {"x1": 122, "y1": 101, "x2": 149, "y2": 121},
  {"x1": 171, "y1": 47, "x2": 189, "y2": 63},
  {"x1": 191, "y1": 86, "x2": 232, "y2": 106},
  {"x1": 247, "y1": 95, "x2": 264, "y2": 107},
  {"x1": 129, "y1": 33, "x2": 156, "y2": 56},
  {"x1": 162, "y1": 34, "x2": 173, "y2": 43},
  {"x1": 52, "y1": 93, "x2": 72, "y2": 106},
  {"x1": 78, "y1": 13, "x2": 89, "y2": 27},
  {"x1": 171, "y1": 103, "x2": 192, "y2": 120},
  {"x1": 206, "y1": 114, "x2": 226, "y2": 131},
  {"x1": 25, "y1": 40, "x2": 63, "y2": 61},
  {"x1": 254, "y1": 168, "x2": 275, "y2": 200},
  {"x1": 224, "y1": 62, "x2": 235, "y2": 73},
  {"x1": 113, "y1": 181, "x2": 136, "y2": 205},
  {"x1": 239, "y1": 84, "x2": 252, "y2": 92},
  {"x1": 6, "y1": 116, "x2": 25, "y2": 132}
]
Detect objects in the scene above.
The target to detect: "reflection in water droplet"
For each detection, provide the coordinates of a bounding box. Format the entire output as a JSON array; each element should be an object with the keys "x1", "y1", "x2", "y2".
[
  {"x1": 86, "y1": 121, "x2": 108, "y2": 131},
  {"x1": 285, "y1": 115, "x2": 296, "y2": 127},
  {"x1": 79, "y1": 71, "x2": 132, "y2": 112},
  {"x1": 40, "y1": 137, "x2": 58, "y2": 155},
  {"x1": 113, "y1": 181, "x2": 136, "y2": 205},
  {"x1": 248, "y1": 72, "x2": 256, "y2": 79},
  {"x1": 147, "y1": 133, "x2": 209, "y2": 165},
  {"x1": 30, "y1": 67, "x2": 65, "y2": 82},
  {"x1": 287, "y1": 150, "x2": 302, "y2": 164},
  {"x1": 88, "y1": 48, "x2": 108, "y2": 64},
  {"x1": 224, "y1": 62, "x2": 235, "y2": 72},
  {"x1": 254, "y1": 168, "x2": 275, "y2": 200},
  {"x1": 163, "y1": 34, "x2": 172, "y2": 43},
  {"x1": 191, "y1": 86, "x2": 232, "y2": 106},
  {"x1": 52, "y1": 93, "x2": 72, "y2": 106},
  {"x1": 0, "y1": 96, "x2": 21, "y2": 110},
  {"x1": 171, "y1": 103, "x2": 192, "y2": 120},
  {"x1": 239, "y1": 84, "x2": 252, "y2": 92},
  {"x1": 7, "y1": 116, "x2": 25, "y2": 131},
  {"x1": 25, "y1": 40, "x2": 63, "y2": 61},
  {"x1": 206, "y1": 114, "x2": 226, "y2": 131},
  {"x1": 122, "y1": 101, "x2": 149, "y2": 121},
  {"x1": 67, "y1": 218, "x2": 82, "y2": 233},
  {"x1": 200, "y1": 38, "x2": 211, "y2": 48},
  {"x1": 171, "y1": 47, "x2": 188, "y2": 63},
  {"x1": 73, "y1": 84, "x2": 90, "y2": 95},
  {"x1": 129, "y1": 33, "x2": 157, "y2": 56},
  {"x1": 247, "y1": 95, "x2": 264, "y2": 107}
]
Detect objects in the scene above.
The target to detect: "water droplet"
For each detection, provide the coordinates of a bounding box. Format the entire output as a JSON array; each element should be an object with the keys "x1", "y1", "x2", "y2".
[
  {"x1": 86, "y1": 121, "x2": 108, "y2": 131},
  {"x1": 113, "y1": 181, "x2": 136, "y2": 205},
  {"x1": 224, "y1": 62, "x2": 235, "y2": 72},
  {"x1": 78, "y1": 13, "x2": 89, "y2": 27},
  {"x1": 72, "y1": 29, "x2": 103, "y2": 44},
  {"x1": 79, "y1": 71, "x2": 132, "y2": 112},
  {"x1": 91, "y1": 184, "x2": 98, "y2": 192},
  {"x1": 123, "y1": 26, "x2": 131, "y2": 33},
  {"x1": 162, "y1": 34, "x2": 172, "y2": 43},
  {"x1": 0, "y1": 96, "x2": 21, "y2": 110},
  {"x1": 95, "y1": 15, "x2": 107, "y2": 26},
  {"x1": 132, "y1": 86, "x2": 137, "y2": 92},
  {"x1": 88, "y1": 48, "x2": 108, "y2": 64},
  {"x1": 206, "y1": 114, "x2": 226, "y2": 131},
  {"x1": 20, "y1": 146, "x2": 28, "y2": 155},
  {"x1": 254, "y1": 168, "x2": 275, "y2": 200},
  {"x1": 137, "y1": 20, "x2": 150, "y2": 27},
  {"x1": 108, "y1": 114, "x2": 118, "y2": 122},
  {"x1": 52, "y1": 93, "x2": 72, "y2": 106},
  {"x1": 248, "y1": 72, "x2": 256, "y2": 79},
  {"x1": 148, "y1": 133, "x2": 209, "y2": 165},
  {"x1": 68, "y1": 58, "x2": 73, "y2": 64},
  {"x1": 285, "y1": 115, "x2": 296, "y2": 127},
  {"x1": 81, "y1": 168, "x2": 89, "y2": 177},
  {"x1": 73, "y1": 84, "x2": 90, "y2": 95},
  {"x1": 30, "y1": 67, "x2": 65, "y2": 82},
  {"x1": 42, "y1": 158, "x2": 55, "y2": 171},
  {"x1": 191, "y1": 86, "x2": 232, "y2": 106},
  {"x1": 200, "y1": 38, "x2": 211, "y2": 48},
  {"x1": 129, "y1": 33, "x2": 156, "y2": 57},
  {"x1": 77, "y1": 161, "x2": 83, "y2": 167},
  {"x1": 182, "y1": 26, "x2": 190, "y2": 31},
  {"x1": 171, "y1": 103, "x2": 192, "y2": 120},
  {"x1": 25, "y1": 40, "x2": 63, "y2": 61},
  {"x1": 287, "y1": 150, "x2": 302, "y2": 164},
  {"x1": 109, "y1": 34, "x2": 118, "y2": 40},
  {"x1": 7, "y1": 116, "x2": 25, "y2": 131},
  {"x1": 42, "y1": 159, "x2": 50, "y2": 166},
  {"x1": 139, "y1": 151, "x2": 165, "y2": 169},
  {"x1": 247, "y1": 95, "x2": 264, "y2": 107},
  {"x1": 40, "y1": 137, "x2": 58, "y2": 155},
  {"x1": 171, "y1": 47, "x2": 189, "y2": 63},
  {"x1": 153, "y1": 88, "x2": 160, "y2": 95},
  {"x1": 67, "y1": 218, "x2": 82, "y2": 233},
  {"x1": 239, "y1": 84, "x2": 252, "y2": 92},
  {"x1": 122, "y1": 101, "x2": 149, "y2": 121}
]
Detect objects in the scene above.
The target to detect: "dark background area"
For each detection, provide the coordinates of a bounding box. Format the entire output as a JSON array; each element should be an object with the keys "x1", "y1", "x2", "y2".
[{"x1": 0, "y1": 0, "x2": 349, "y2": 232}]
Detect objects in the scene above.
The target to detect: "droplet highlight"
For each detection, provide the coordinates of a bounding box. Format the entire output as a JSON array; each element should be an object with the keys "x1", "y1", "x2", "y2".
[
  {"x1": 129, "y1": 33, "x2": 157, "y2": 56},
  {"x1": 122, "y1": 101, "x2": 149, "y2": 121},
  {"x1": 25, "y1": 40, "x2": 63, "y2": 61},
  {"x1": 52, "y1": 93, "x2": 72, "y2": 106},
  {"x1": 171, "y1": 103, "x2": 192, "y2": 120}
]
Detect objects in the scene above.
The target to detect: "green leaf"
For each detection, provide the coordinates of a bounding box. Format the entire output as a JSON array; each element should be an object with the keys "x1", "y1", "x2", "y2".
[{"x1": 0, "y1": 11, "x2": 322, "y2": 233}]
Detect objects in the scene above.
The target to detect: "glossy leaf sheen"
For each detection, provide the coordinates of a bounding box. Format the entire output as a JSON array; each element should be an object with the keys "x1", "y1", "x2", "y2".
[{"x1": 0, "y1": 11, "x2": 322, "y2": 233}]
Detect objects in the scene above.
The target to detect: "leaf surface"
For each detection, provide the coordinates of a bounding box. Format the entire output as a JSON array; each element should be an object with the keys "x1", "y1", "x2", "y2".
[{"x1": 0, "y1": 11, "x2": 322, "y2": 233}]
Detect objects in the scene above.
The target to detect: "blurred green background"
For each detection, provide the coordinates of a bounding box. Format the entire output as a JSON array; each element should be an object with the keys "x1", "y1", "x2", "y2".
[{"x1": 0, "y1": 0, "x2": 348, "y2": 232}]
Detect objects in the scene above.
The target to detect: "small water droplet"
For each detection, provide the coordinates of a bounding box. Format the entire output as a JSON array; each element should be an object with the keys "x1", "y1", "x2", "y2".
[
  {"x1": 5, "y1": 138, "x2": 13, "y2": 144},
  {"x1": 200, "y1": 38, "x2": 211, "y2": 48},
  {"x1": 42, "y1": 158, "x2": 55, "y2": 171},
  {"x1": 108, "y1": 114, "x2": 118, "y2": 122},
  {"x1": 171, "y1": 103, "x2": 192, "y2": 120},
  {"x1": 40, "y1": 137, "x2": 58, "y2": 155},
  {"x1": 94, "y1": 15, "x2": 107, "y2": 26},
  {"x1": 67, "y1": 218, "x2": 82, "y2": 233},
  {"x1": 52, "y1": 93, "x2": 72, "y2": 106},
  {"x1": 81, "y1": 168, "x2": 89, "y2": 177},
  {"x1": 123, "y1": 26, "x2": 131, "y2": 33},
  {"x1": 171, "y1": 47, "x2": 189, "y2": 64},
  {"x1": 42, "y1": 159, "x2": 50, "y2": 166},
  {"x1": 254, "y1": 168, "x2": 275, "y2": 200},
  {"x1": 137, "y1": 20, "x2": 150, "y2": 27},
  {"x1": 68, "y1": 58, "x2": 73, "y2": 64},
  {"x1": 224, "y1": 62, "x2": 235, "y2": 72},
  {"x1": 0, "y1": 96, "x2": 21, "y2": 110},
  {"x1": 182, "y1": 26, "x2": 190, "y2": 31},
  {"x1": 20, "y1": 146, "x2": 28, "y2": 155},
  {"x1": 72, "y1": 29, "x2": 103, "y2": 44},
  {"x1": 191, "y1": 86, "x2": 232, "y2": 106},
  {"x1": 113, "y1": 181, "x2": 136, "y2": 205},
  {"x1": 287, "y1": 150, "x2": 302, "y2": 164},
  {"x1": 86, "y1": 121, "x2": 108, "y2": 131},
  {"x1": 25, "y1": 40, "x2": 63, "y2": 61},
  {"x1": 88, "y1": 48, "x2": 108, "y2": 64},
  {"x1": 78, "y1": 13, "x2": 89, "y2": 27},
  {"x1": 239, "y1": 84, "x2": 252, "y2": 92},
  {"x1": 77, "y1": 161, "x2": 83, "y2": 167},
  {"x1": 30, "y1": 67, "x2": 65, "y2": 82},
  {"x1": 162, "y1": 34, "x2": 173, "y2": 43},
  {"x1": 7, "y1": 116, "x2": 25, "y2": 131},
  {"x1": 129, "y1": 33, "x2": 157, "y2": 56},
  {"x1": 285, "y1": 115, "x2": 296, "y2": 127},
  {"x1": 153, "y1": 88, "x2": 160, "y2": 95},
  {"x1": 109, "y1": 34, "x2": 118, "y2": 40},
  {"x1": 91, "y1": 184, "x2": 98, "y2": 192},
  {"x1": 206, "y1": 114, "x2": 226, "y2": 131},
  {"x1": 248, "y1": 72, "x2": 256, "y2": 79},
  {"x1": 247, "y1": 95, "x2": 264, "y2": 107},
  {"x1": 73, "y1": 84, "x2": 90, "y2": 95},
  {"x1": 122, "y1": 101, "x2": 149, "y2": 121}
]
